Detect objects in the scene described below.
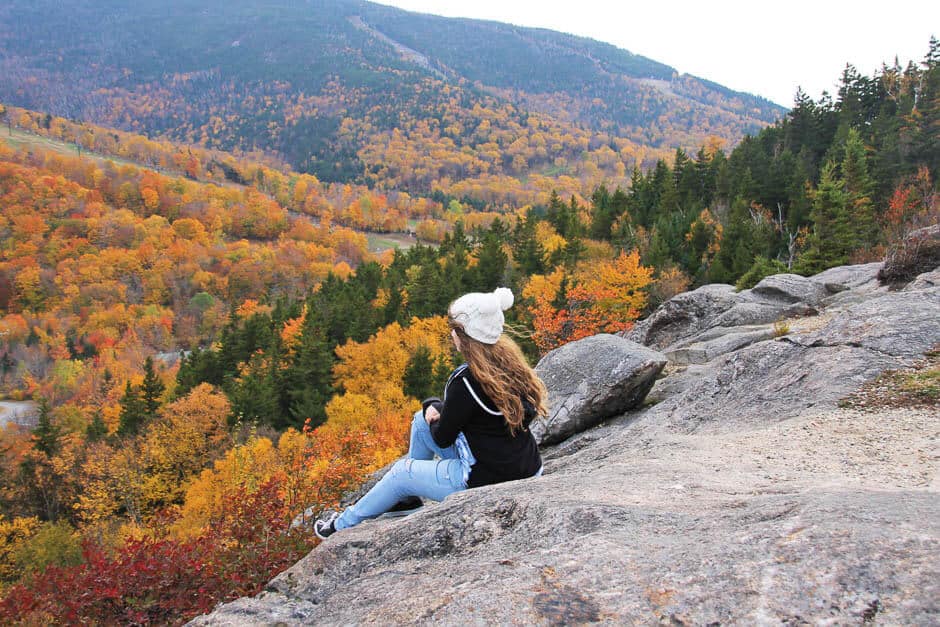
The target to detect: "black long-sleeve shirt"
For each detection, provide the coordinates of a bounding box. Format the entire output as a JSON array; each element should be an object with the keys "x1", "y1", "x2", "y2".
[{"x1": 429, "y1": 364, "x2": 542, "y2": 488}]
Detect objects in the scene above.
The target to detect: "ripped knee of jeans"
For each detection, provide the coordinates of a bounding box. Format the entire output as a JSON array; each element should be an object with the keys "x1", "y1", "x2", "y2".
[{"x1": 389, "y1": 458, "x2": 410, "y2": 478}]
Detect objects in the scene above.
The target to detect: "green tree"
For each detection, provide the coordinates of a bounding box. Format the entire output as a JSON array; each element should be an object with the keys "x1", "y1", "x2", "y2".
[
  {"x1": 140, "y1": 357, "x2": 165, "y2": 420},
  {"x1": 512, "y1": 214, "x2": 546, "y2": 276},
  {"x1": 795, "y1": 162, "x2": 853, "y2": 274},
  {"x1": 229, "y1": 352, "x2": 279, "y2": 428},
  {"x1": 13, "y1": 520, "x2": 83, "y2": 577},
  {"x1": 85, "y1": 411, "x2": 108, "y2": 442},
  {"x1": 285, "y1": 314, "x2": 334, "y2": 429},
  {"x1": 402, "y1": 345, "x2": 435, "y2": 400},
  {"x1": 117, "y1": 381, "x2": 146, "y2": 436},
  {"x1": 841, "y1": 128, "x2": 878, "y2": 249},
  {"x1": 472, "y1": 224, "x2": 509, "y2": 291},
  {"x1": 431, "y1": 353, "x2": 456, "y2": 396},
  {"x1": 31, "y1": 397, "x2": 60, "y2": 457}
]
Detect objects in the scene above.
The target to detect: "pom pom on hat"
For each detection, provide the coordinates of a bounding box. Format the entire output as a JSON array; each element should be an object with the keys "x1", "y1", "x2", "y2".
[
  {"x1": 494, "y1": 287, "x2": 513, "y2": 311},
  {"x1": 449, "y1": 287, "x2": 514, "y2": 344}
]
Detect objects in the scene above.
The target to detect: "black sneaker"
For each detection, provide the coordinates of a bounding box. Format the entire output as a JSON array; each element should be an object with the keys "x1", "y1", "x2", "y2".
[{"x1": 314, "y1": 512, "x2": 339, "y2": 540}]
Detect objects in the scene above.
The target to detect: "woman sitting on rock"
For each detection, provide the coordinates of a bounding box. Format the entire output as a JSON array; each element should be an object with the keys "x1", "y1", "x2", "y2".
[{"x1": 315, "y1": 287, "x2": 548, "y2": 539}]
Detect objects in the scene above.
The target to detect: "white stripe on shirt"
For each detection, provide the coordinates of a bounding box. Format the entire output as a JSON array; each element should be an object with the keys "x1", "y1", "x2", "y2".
[{"x1": 461, "y1": 378, "x2": 502, "y2": 415}]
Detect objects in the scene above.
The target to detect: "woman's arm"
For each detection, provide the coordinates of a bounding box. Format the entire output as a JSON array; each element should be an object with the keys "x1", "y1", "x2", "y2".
[{"x1": 429, "y1": 373, "x2": 473, "y2": 448}]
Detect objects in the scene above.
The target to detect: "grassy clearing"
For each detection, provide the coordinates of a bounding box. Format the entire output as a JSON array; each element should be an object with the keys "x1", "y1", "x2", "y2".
[
  {"x1": 367, "y1": 232, "x2": 416, "y2": 252},
  {"x1": 2, "y1": 127, "x2": 139, "y2": 168}
]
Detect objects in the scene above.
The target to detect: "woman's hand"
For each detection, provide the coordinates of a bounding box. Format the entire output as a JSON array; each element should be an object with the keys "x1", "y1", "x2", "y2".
[{"x1": 424, "y1": 405, "x2": 440, "y2": 424}]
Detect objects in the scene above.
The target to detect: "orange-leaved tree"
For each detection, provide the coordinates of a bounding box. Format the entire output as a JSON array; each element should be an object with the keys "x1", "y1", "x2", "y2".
[{"x1": 523, "y1": 250, "x2": 652, "y2": 354}]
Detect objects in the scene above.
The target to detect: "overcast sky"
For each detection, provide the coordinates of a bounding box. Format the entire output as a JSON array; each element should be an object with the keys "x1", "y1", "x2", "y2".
[{"x1": 374, "y1": 0, "x2": 938, "y2": 108}]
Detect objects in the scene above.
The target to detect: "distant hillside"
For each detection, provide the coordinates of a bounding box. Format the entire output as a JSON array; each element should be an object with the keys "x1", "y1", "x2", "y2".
[{"x1": 0, "y1": 0, "x2": 785, "y2": 194}]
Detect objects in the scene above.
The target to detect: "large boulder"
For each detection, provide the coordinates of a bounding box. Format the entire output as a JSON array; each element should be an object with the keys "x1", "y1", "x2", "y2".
[
  {"x1": 626, "y1": 284, "x2": 738, "y2": 350},
  {"x1": 645, "y1": 340, "x2": 899, "y2": 434},
  {"x1": 708, "y1": 300, "x2": 816, "y2": 329},
  {"x1": 531, "y1": 334, "x2": 666, "y2": 446},
  {"x1": 904, "y1": 267, "x2": 940, "y2": 291},
  {"x1": 627, "y1": 276, "x2": 829, "y2": 354},
  {"x1": 792, "y1": 288, "x2": 940, "y2": 359},
  {"x1": 811, "y1": 261, "x2": 882, "y2": 290},
  {"x1": 665, "y1": 326, "x2": 775, "y2": 365},
  {"x1": 742, "y1": 273, "x2": 831, "y2": 307},
  {"x1": 813, "y1": 262, "x2": 890, "y2": 308}
]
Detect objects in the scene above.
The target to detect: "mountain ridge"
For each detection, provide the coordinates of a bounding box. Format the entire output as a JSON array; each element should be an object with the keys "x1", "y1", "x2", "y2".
[{"x1": 0, "y1": 0, "x2": 785, "y2": 190}]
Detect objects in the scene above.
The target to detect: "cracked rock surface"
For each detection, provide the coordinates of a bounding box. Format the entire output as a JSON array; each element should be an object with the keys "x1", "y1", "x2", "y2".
[{"x1": 191, "y1": 263, "x2": 939, "y2": 625}]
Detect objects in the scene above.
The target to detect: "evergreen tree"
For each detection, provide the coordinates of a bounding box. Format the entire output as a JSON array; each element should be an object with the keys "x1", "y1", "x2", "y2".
[
  {"x1": 431, "y1": 353, "x2": 456, "y2": 395},
  {"x1": 407, "y1": 262, "x2": 445, "y2": 318},
  {"x1": 86, "y1": 411, "x2": 108, "y2": 442},
  {"x1": 545, "y1": 190, "x2": 566, "y2": 235},
  {"x1": 402, "y1": 345, "x2": 435, "y2": 400},
  {"x1": 140, "y1": 357, "x2": 165, "y2": 420},
  {"x1": 285, "y1": 314, "x2": 334, "y2": 428},
  {"x1": 589, "y1": 184, "x2": 615, "y2": 240},
  {"x1": 644, "y1": 225, "x2": 673, "y2": 270},
  {"x1": 674, "y1": 148, "x2": 700, "y2": 208},
  {"x1": 175, "y1": 347, "x2": 221, "y2": 397},
  {"x1": 710, "y1": 197, "x2": 753, "y2": 283},
  {"x1": 841, "y1": 128, "x2": 878, "y2": 249},
  {"x1": 626, "y1": 166, "x2": 653, "y2": 227},
  {"x1": 512, "y1": 214, "x2": 546, "y2": 276},
  {"x1": 229, "y1": 353, "x2": 280, "y2": 428},
  {"x1": 908, "y1": 37, "x2": 940, "y2": 175},
  {"x1": 653, "y1": 159, "x2": 681, "y2": 217},
  {"x1": 31, "y1": 397, "x2": 61, "y2": 457},
  {"x1": 472, "y1": 226, "x2": 509, "y2": 291},
  {"x1": 551, "y1": 276, "x2": 569, "y2": 310},
  {"x1": 795, "y1": 161, "x2": 853, "y2": 274},
  {"x1": 117, "y1": 381, "x2": 146, "y2": 436}
]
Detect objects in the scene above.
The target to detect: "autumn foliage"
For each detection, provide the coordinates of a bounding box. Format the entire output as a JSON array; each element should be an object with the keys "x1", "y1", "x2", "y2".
[
  {"x1": 0, "y1": 38, "x2": 937, "y2": 623},
  {"x1": 522, "y1": 250, "x2": 652, "y2": 354}
]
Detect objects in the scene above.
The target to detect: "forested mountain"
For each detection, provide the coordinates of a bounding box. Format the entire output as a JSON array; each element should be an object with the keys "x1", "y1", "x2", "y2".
[{"x1": 0, "y1": 0, "x2": 783, "y2": 192}]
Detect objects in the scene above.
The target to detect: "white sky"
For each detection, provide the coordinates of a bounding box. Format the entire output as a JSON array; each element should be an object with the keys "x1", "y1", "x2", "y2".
[{"x1": 373, "y1": 0, "x2": 939, "y2": 108}]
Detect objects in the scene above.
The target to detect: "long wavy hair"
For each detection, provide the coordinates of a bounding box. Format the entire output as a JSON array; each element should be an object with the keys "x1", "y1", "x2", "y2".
[{"x1": 449, "y1": 320, "x2": 548, "y2": 435}]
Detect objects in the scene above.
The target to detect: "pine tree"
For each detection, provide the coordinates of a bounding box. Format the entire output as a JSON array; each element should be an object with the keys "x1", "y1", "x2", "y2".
[
  {"x1": 402, "y1": 345, "x2": 435, "y2": 400},
  {"x1": 644, "y1": 225, "x2": 672, "y2": 270},
  {"x1": 31, "y1": 397, "x2": 61, "y2": 457},
  {"x1": 512, "y1": 214, "x2": 546, "y2": 276},
  {"x1": 589, "y1": 184, "x2": 615, "y2": 240},
  {"x1": 794, "y1": 162, "x2": 853, "y2": 274},
  {"x1": 431, "y1": 353, "x2": 455, "y2": 395},
  {"x1": 118, "y1": 381, "x2": 146, "y2": 436},
  {"x1": 230, "y1": 353, "x2": 280, "y2": 428},
  {"x1": 841, "y1": 128, "x2": 877, "y2": 249},
  {"x1": 285, "y1": 313, "x2": 334, "y2": 428},
  {"x1": 140, "y1": 357, "x2": 165, "y2": 420},
  {"x1": 472, "y1": 227, "x2": 509, "y2": 292},
  {"x1": 86, "y1": 411, "x2": 108, "y2": 442},
  {"x1": 545, "y1": 190, "x2": 566, "y2": 234},
  {"x1": 909, "y1": 37, "x2": 940, "y2": 174}
]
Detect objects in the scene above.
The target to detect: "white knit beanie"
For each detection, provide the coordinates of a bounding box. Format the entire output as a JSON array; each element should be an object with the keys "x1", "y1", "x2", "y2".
[{"x1": 449, "y1": 288, "x2": 514, "y2": 344}]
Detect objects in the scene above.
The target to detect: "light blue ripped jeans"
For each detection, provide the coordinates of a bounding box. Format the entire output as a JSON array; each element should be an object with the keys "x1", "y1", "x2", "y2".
[{"x1": 334, "y1": 411, "x2": 473, "y2": 530}]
